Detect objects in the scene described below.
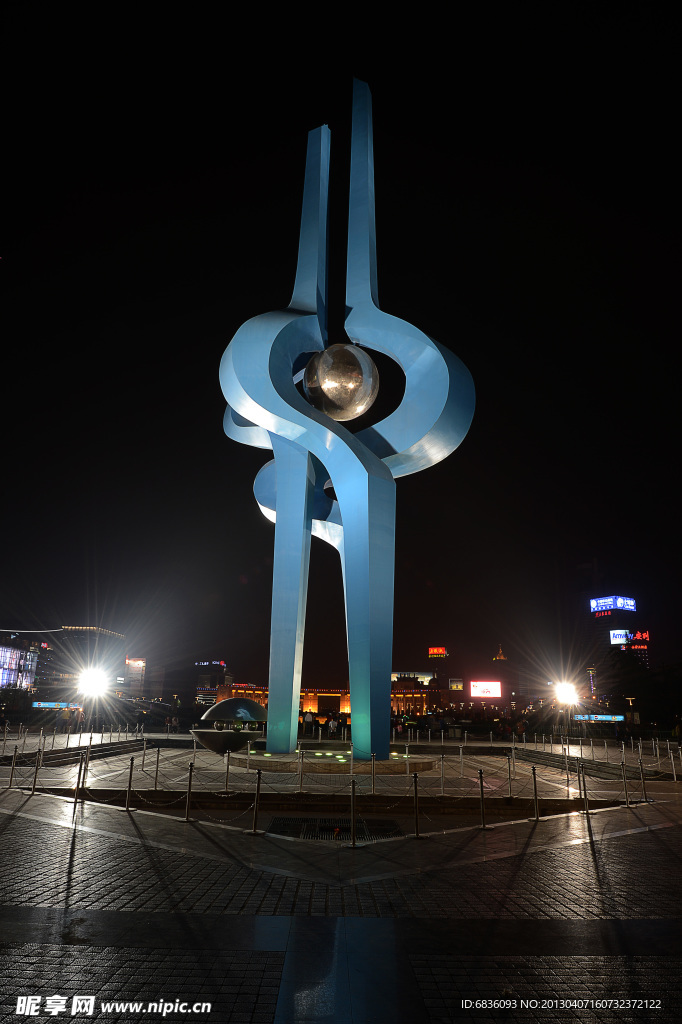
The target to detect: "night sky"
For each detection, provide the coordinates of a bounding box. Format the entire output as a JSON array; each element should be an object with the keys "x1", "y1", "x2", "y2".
[{"x1": 3, "y1": 8, "x2": 678, "y2": 694}]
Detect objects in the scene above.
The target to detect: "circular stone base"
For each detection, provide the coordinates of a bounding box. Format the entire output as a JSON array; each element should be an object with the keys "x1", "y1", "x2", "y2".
[{"x1": 229, "y1": 751, "x2": 436, "y2": 773}]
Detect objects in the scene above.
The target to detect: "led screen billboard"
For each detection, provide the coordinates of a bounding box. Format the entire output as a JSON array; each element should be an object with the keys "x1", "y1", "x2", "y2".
[
  {"x1": 470, "y1": 681, "x2": 501, "y2": 698},
  {"x1": 574, "y1": 714, "x2": 625, "y2": 722},
  {"x1": 589, "y1": 596, "x2": 636, "y2": 613}
]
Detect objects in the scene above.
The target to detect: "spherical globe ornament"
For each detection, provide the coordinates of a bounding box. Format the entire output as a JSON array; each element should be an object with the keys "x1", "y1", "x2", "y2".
[{"x1": 303, "y1": 343, "x2": 379, "y2": 421}]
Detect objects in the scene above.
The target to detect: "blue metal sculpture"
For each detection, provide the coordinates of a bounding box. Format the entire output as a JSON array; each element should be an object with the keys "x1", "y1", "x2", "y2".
[{"x1": 219, "y1": 81, "x2": 475, "y2": 759}]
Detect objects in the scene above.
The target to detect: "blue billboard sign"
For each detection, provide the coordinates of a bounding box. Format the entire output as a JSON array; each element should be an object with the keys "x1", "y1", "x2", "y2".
[
  {"x1": 574, "y1": 714, "x2": 625, "y2": 722},
  {"x1": 32, "y1": 701, "x2": 82, "y2": 710},
  {"x1": 589, "y1": 596, "x2": 636, "y2": 613}
]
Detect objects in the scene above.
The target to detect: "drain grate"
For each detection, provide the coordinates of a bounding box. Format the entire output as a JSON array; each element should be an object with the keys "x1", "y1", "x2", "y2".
[{"x1": 266, "y1": 816, "x2": 404, "y2": 841}]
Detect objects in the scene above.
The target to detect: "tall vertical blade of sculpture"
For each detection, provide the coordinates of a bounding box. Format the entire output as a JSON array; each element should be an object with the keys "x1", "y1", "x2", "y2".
[{"x1": 218, "y1": 81, "x2": 475, "y2": 760}]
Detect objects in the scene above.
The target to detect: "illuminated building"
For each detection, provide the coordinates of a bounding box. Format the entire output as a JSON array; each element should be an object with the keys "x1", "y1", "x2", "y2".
[
  {"x1": 213, "y1": 670, "x2": 440, "y2": 718},
  {"x1": 196, "y1": 660, "x2": 233, "y2": 705},
  {"x1": 582, "y1": 595, "x2": 650, "y2": 688},
  {"x1": 0, "y1": 626, "x2": 126, "y2": 692},
  {"x1": 0, "y1": 635, "x2": 40, "y2": 689},
  {"x1": 124, "y1": 658, "x2": 147, "y2": 698}
]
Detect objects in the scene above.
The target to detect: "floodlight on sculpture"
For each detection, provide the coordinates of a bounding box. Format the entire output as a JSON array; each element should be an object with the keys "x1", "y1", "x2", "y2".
[{"x1": 219, "y1": 81, "x2": 475, "y2": 759}]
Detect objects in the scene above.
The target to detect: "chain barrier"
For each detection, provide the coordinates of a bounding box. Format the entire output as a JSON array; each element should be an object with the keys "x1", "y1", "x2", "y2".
[{"x1": 9, "y1": 739, "x2": 673, "y2": 819}]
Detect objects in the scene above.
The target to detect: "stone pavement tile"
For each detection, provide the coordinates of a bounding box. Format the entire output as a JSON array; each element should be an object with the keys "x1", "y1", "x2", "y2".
[
  {"x1": 0, "y1": 944, "x2": 285, "y2": 1024},
  {"x1": 2, "y1": 805, "x2": 682, "y2": 921},
  {"x1": 408, "y1": 955, "x2": 681, "y2": 1023}
]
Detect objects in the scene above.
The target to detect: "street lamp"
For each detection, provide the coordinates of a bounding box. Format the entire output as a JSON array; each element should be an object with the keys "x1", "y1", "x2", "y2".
[
  {"x1": 555, "y1": 681, "x2": 578, "y2": 736},
  {"x1": 79, "y1": 668, "x2": 108, "y2": 732}
]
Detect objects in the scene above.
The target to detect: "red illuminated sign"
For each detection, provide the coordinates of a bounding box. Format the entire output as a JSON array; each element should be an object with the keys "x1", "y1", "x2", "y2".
[{"x1": 429, "y1": 647, "x2": 447, "y2": 658}]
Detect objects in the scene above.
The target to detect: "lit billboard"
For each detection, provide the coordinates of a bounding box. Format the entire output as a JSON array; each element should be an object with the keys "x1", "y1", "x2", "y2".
[
  {"x1": 589, "y1": 596, "x2": 636, "y2": 613},
  {"x1": 610, "y1": 629, "x2": 629, "y2": 644},
  {"x1": 610, "y1": 629, "x2": 650, "y2": 645},
  {"x1": 574, "y1": 714, "x2": 625, "y2": 722},
  {"x1": 471, "y1": 681, "x2": 501, "y2": 698},
  {"x1": 429, "y1": 647, "x2": 447, "y2": 658}
]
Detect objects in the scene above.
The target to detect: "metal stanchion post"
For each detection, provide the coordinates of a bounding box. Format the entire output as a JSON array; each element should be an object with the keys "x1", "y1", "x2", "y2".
[
  {"x1": 246, "y1": 768, "x2": 263, "y2": 834},
  {"x1": 460, "y1": 745, "x2": 463, "y2": 778},
  {"x1": 66, "y1": 728, "x2": 71, "y2": 749},
  {"x1": 30, "y1": 753, "x2": 39, "y2": 798},
  {"x1": 670, "y1": 752, "x2": 677, "y2": 783},
  {"x1": 109, "y1": 725, "x2": 113, "y2": 743},
  {"x1": 8, "y1": 745, "x2": 18, "y2": 789},
  {"x1": 371, "y1": 753, "x2": 376, "y2": 795},
  {"x1": 550, "y1": 735, "x2": 553, "y2": 753},
  {"x1": 299, "y1": 749, "x2": 304, "y2": 792},
  {"x1": 184, "y1": 762, "x2": 194, "y2": 821},
  {"x1": 193, "y1": 734, "x2": 197, "y2": 764},
  {"x1": 2, "y1": 725, "x2": 7, "y2": 755},
  {"x1": 565, "y1": 750, "x2": 569, "y2": 789},
  {"x1": 576, "y1": 757, "x2": 582, "y2": 799},
  {"x1": 31, "y1": 750, "x2": 41, "y2": 795},
  {"x1": 534, "y1": 733, "x2": 537, "y2": 749},
  {"x1": 591, "y1": 738, "x2": 594, "y2": 760},
  {"x1": 490, "y1": 731, "x2": 493, "y2": 748},
  {"x1": 125, "y1": 724, "x2": 128, "y2": 740},
  {"x1": 579, "y1": 738, "x2": 583, "y2": 759},
  {"x1": 125, "y1": 757, "x2": 134, "y2": 811},
  {"x1": 441, "y1": 754, "x2": 445, "y2": 796},
  {"x1": 621, "y1": 760, "x2": 630, "y2": 808},
  {"x1": 478, "y1": 769, "x2": 491, "y2": 829},
  {"x1": 350, "y1": 743, "x2": 354, "y2": 776},
  {"x1": 604, "y1": 741, "x2": 608, "y2": 763},
  {"x1": 51, "y1": 728, "x2": 56, "y2": 751},
  {"x1": 141, "y1": 738, "x2": 147, "y2": 772},
  {"x1": 582, "y1": 763, "x2": 589, "y2": 816},
  {"x1": 512, "y1": 746, "x2": 516, "y2": 778},
  {"x1": 542, "y1": 734, "x2": 545, "y2": 751},
  {"x1": 72, "y1": 754, "x2": 84, "y2": 818},
  {"x1": 413, "y1": 773, "x2": 423, "y2": 839},
  {"x1": 507, "y1": 755, "x2": 512, "y2": 798},
  {"x1": 224, "y1": 751, "x2": 230, "y2": 793},
  {"x1": 639, "y1": 759, "x2": 649, "y2": 803},
  {"x1": 405, "y1": 743, "x2": 409, "y2": 776},
  {"x1": 531, "y1": 765, "x2": 540, "y2": 821},
  {"x1": 247, "y1": 740, "x2": 251, "y2": 770},
  {"x1": 155, "y1": 747, "x2": 160, "y2": 790}
]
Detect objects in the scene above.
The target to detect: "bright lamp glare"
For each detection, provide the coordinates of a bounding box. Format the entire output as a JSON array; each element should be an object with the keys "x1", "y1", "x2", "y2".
[
  {"x1": 79, "y1": 668, "x2": 108, "y2": 697},
  {"x1": 555, "y1": 682, "x2": 578, "y2": 704}
]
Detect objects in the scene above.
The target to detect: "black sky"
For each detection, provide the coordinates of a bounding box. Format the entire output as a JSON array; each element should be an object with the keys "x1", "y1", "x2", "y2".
[{"x1": 3, "y1": 8, "x2": 679, "y2": 690}]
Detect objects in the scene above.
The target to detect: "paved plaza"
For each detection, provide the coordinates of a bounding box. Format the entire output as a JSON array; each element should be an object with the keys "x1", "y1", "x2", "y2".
[{"x1": 1, "y1": 737, "x2": 682, "y2": 1023}]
